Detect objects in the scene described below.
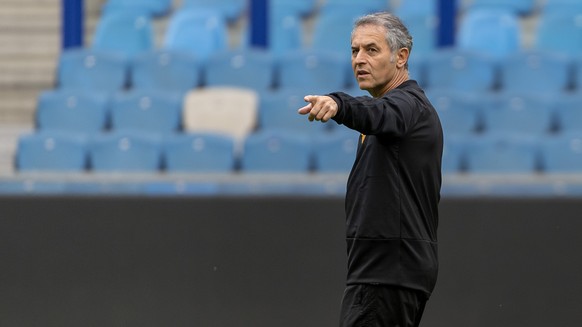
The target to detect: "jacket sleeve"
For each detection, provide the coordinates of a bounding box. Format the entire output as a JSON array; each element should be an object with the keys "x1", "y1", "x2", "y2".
[{"x1": 329, "y1": 91, "x2": 421, "y2": 138}]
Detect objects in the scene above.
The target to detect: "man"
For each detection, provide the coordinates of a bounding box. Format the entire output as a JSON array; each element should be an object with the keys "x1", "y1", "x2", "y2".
[{"x1": 298, "y1": 12, "x2": 443, "y2": 327}]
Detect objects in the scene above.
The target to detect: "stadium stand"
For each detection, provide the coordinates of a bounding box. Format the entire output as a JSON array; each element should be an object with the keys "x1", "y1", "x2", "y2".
[
  {"x1": 241, "y1": 129, "x2": 312, "y2": 172},
  {"x1": 36, "y1": 90, "x2": 110, "y2": 134},
  {"x1": 540, "y1": 132, "x2": 582, "y2": 173},
  {"x1": 57, "y1": 49, "x2": 128, "y2": 93},
  {"x1": 464, "y1": 133, "x2": 541, "y2": 173},
  {"x1": 16, "y1": 131, "x2": 88, "y2": 172},
  {"x1": 182, "y1": 87, "x2": 258, "y2": 142},
  {"x1": 92, "y1": 11, "x2": 154, "y2": 56},
  {"x1": 180, "y1": 0, "x2": 246, "y2": 22},
  {"x1": 163, "y1": 132, "x2": 236, "y2": 172},
  {"x1": 426, "y1": 90, "x2": 482, "y2": 136},
  {"x1": 313, "y1": 129, "x2": 359, "y2": 172},
  {"x1": 109, "y1": 90, "x2": 183, "y2": 134},
  {"x1": 102, "y1": 0, "x2": 173, "y2": 16},
  {"x1": 130, "y1": 50, "x2": 201, "y2": 93},
  {"x1": 88, "y1": 130, "x2": 162, "y2": 172},
  {"x1": 163, "y1": 9, "x2": 229, "y2": 60}
]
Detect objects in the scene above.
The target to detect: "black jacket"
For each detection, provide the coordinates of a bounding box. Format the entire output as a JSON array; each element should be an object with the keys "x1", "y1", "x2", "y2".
[{"x1": 329, "y1": 80, "x2": 443, "y2": 295}]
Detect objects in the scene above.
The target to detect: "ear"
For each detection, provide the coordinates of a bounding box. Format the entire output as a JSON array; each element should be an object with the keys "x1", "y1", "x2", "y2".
[{"x1": 396, "y1": 47, "x2": 409, "y2": 68}]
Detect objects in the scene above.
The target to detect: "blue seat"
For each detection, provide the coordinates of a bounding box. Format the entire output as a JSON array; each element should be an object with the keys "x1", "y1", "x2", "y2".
[
  {"x1": 102, "y1": 0, "x2": 172, "y2": 16},
  {"x1": 271, "y1": 0, "x2": 317, "y2": 17},
  {"x1": 92, "y1": 12, "x2": 154, "y2": 57},
  {"x1": 424, "y1": 49, "x2": 497, "y2": 92},
  {"x1": 89, "y1": 131, "x2": 162, "y2": 172},
  {"x1": 540, "y1": 0, "x2": 582, "y2": 13},
  {"x1": 36, "y1": 90, "x2": 109, "y2": 133},
  {"x1": 130, "y1": 50, "x2": 201, "y2": 93},
  {"x1": 499, "y1": 51, "x2": 572, "y2": 94},
  {"x1": 241, "y1": 130, "x2": 312, "y2": 172},
  {"x1": 163, "y1": 133, "x2": 235, "y2": 172},
  {"x1": 243, "y1": 6, "x2": 303, "y2": 55},
  {"x1": 277, "y1": 50, "x2": 351, "y2": 93},
  {"x1": 181, "y1": 0, "x2": 245, "y2": 22},
  {"x1": 322, "y1": 0, "x2": 389, "y2": 13},
  {"x1": 442, "y1": 134, "x2": 467, "y2": 173},
  {"x1": 259, "y1": 89, "x2": 329, "y2": 134},
  {"x1": 458, "y1": 8, "x2": 521, "y2": 58},
  {"x1": 400, "y1": 13, "x2": 438, "y2": 56},
  {"x1": 110, "y1": 90, "x2": 183, "y2": 134},
  {"x1": 57, "y1": 49, "x2": 128, "y2": 93},
  {"x1": 313, "y1": 129, "x2": 359, "y2": 172},
  {"x1": 426, "y1": 90, "x2": 482, "y2": 136},
  {"x1": 534, "y1": 10, "x2": 582, "y2": 56},
  {"x1": 16, "y1": 131, "x2": 88, "y2": 172},
  {"x1": 465, "y1": 0, "x2": 536, "y2": 15},
  {"x1": 465, "y1": 133, "x2": 540, "y2": 173},
  {"x1": 163, "y1": 9, "x2": 228, "y2": 60},
  {"x1": 554, "y1": 95, "x2": 582, "y2": 133},
  {"x1": 311, "y1": 10, "x2": 362, "y2": 53},
  {"x1": 204, "y1": 49, "x2": 275, "y2": 93},
  {"x1": 395, "y1": 0, "x2": 436, "y2": 16},
  {"x1": 481, "y1": 93, "x2": 554, "y2": 135},
  {"x1": 540, "y1": 132, "x2": 582, "y2": 173}
]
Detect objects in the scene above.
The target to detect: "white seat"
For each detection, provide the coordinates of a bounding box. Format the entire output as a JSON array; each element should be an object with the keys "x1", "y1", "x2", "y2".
[{"x1": 182, "y1": 87, "x2": 258, "y2": 143}]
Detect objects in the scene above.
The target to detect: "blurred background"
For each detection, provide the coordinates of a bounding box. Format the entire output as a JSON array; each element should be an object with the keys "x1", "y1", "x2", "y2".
[
  {"x1": 2, "y1": 0, "x2": 582, "y2": 195},
  {"x1": 1, "y1": 1, "x2": 582, "y2": 326}
]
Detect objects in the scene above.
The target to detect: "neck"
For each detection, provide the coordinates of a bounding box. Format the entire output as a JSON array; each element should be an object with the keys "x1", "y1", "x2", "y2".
[{"x1": 374, "y1": 69, "x2": 409, "y2": 98}]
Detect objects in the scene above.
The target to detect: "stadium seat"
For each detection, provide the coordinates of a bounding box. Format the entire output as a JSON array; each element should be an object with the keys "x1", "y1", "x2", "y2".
[
  {"x1": 426, "y1": 90, "x2": 482, "y2": 136},
  {"x1": 458, "y1": 8, "x2": 521, "y2": 57},
  {"x1": 243, "y1": 6, "x2": 303, "y2": 55},
  {"x1": 464, "y1": 133, "x2": 540, "y2": 173},
  {"x1": 499, "y1": 51, "x2": 572, "y2": 94},
  {"x1": 442, "y1": 134, "x2": 467, "y2": 173},
  {"x1": 311, "y1": 10, "x2": 362, "y2": 53},
  {"x1": 259, "y1": 89, "x2": 329, "y2": 134},
  {"x1": 92, "y1": 12, "x2": 154, "y2": 57},
  {"x1": 322, "y1": 0, "x2": 389, "y2": 13},
  {"x1": 89, "y1": 131, "x2": 162, "y2": 172},
  {"x1": 277, "y1": 50, "x2": 351, "y2": 93},
  {"x1": 36, "y1": 90, "x2": 109, "y2": 134},
  {"x1": 465, "y1": 0, "x2": 536, "y2": 15},
  {"x1": 400, "y1": 13, "x2": 438, "y2": 56},
  {"x1": 534, "y1": 10, "x2": 582, "y2": 56},
  {"x1": 553, "y1": 95, "x2": 582, "y2": 133},
  {"x1": 181, "y1": 0, "x2": 245, "y2": 22},
  {"x1": 424, "y1": 49, "x2": 498, "y2": 92},
  {"x1": 541, "y1": 0, "x2": 582, "y2": 13},
  {"x1": 163, "y1": 9, "x2": 228, "y2": 60},
  {"x1": 163, "y1": 133, "x2": 235, "y2": 172},
  {"x1": 481, "y1": 93, "x2": 555, "y2": 135},
  {"x1": 395, "y1": 0, "x2": 436, "y2": 16},
  {"x1": 204, "y1": 49, "x2": 275, "y2": 93},
  {"x1": 130, "y1": 50, "x2": 201, "y2": 94},
  {"x1": 109, "y1": 90, "x2": 183, "y2": 134},
  {"x1": 182, "y1": 87, "x2": 258, "y2": 142},
  {"x1": 102, "y1": 0, "x2": 172, "y2": 16},
  {"x1": 271, "y1": 0, "x2": 317, "y2": 17},
  {"x1": 313, "y1": 129, "x2": 359, "y2": 172},
  {"x1": 57, "y1": 49, "x2": 128, "y2": 93},
  {"x1": 16, "y1": 131, "x2": 88, "y2": 172},
  {"x1": 540, "y1": 132, "x2": 582, "y2": 173},
  {"x1": 241, "y1": 130, "x2": 312, "y2": 172}
]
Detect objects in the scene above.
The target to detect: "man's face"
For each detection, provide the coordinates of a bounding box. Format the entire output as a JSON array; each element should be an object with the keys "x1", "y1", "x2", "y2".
[{"x1": 351, "y1": 24, "x2": 397, "y2": 98}]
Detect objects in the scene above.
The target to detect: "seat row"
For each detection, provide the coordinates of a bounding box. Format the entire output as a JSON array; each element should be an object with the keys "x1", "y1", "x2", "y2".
[
  {"x1": 17, "y1": 128, "x2": 582, "y2": 174},
  {"x1": 57, "y1": 47, "x2": 582, "y2": 97},
  {"x1": 16, "y1": 129, "x2": 359, "y2": 173},
  {"x1": 443, "y1": 132, "x2": 582, "y2": 174},
  {"x1": 58, "y1": 48, "x2": 352, "y2": 94},
  {"x1": 35, "y1": 87, "x2": 340, "y2": 137},
  {"x1": 428, "y1": 90, "x2": 582, "y2": 136}
]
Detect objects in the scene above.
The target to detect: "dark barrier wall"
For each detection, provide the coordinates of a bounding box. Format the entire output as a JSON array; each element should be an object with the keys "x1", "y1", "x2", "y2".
[{"x1": 1, "y1": 197, "x2": 581, "y2": 327}]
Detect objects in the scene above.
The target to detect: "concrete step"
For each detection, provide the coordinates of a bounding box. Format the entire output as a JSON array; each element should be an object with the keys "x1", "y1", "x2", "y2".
[{"x1": 0, "y1": 90, "x2": 41, "y2": 125}]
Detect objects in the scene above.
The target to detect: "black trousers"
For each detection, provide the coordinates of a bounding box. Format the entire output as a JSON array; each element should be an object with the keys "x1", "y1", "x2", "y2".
[{"x1": 339, "y1": 284, "x2": 428, "y2": 327}]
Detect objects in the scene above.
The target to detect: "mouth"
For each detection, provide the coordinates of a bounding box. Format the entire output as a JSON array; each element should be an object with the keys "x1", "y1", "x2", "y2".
[{"x1": 356, "y1": 70, "x2": 370, "y2": 79}]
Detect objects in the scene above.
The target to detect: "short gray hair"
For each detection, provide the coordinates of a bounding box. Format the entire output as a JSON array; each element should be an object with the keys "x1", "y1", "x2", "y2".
[{"x1": 352, "y1": 12, "x2": 413, "y2": 65}]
